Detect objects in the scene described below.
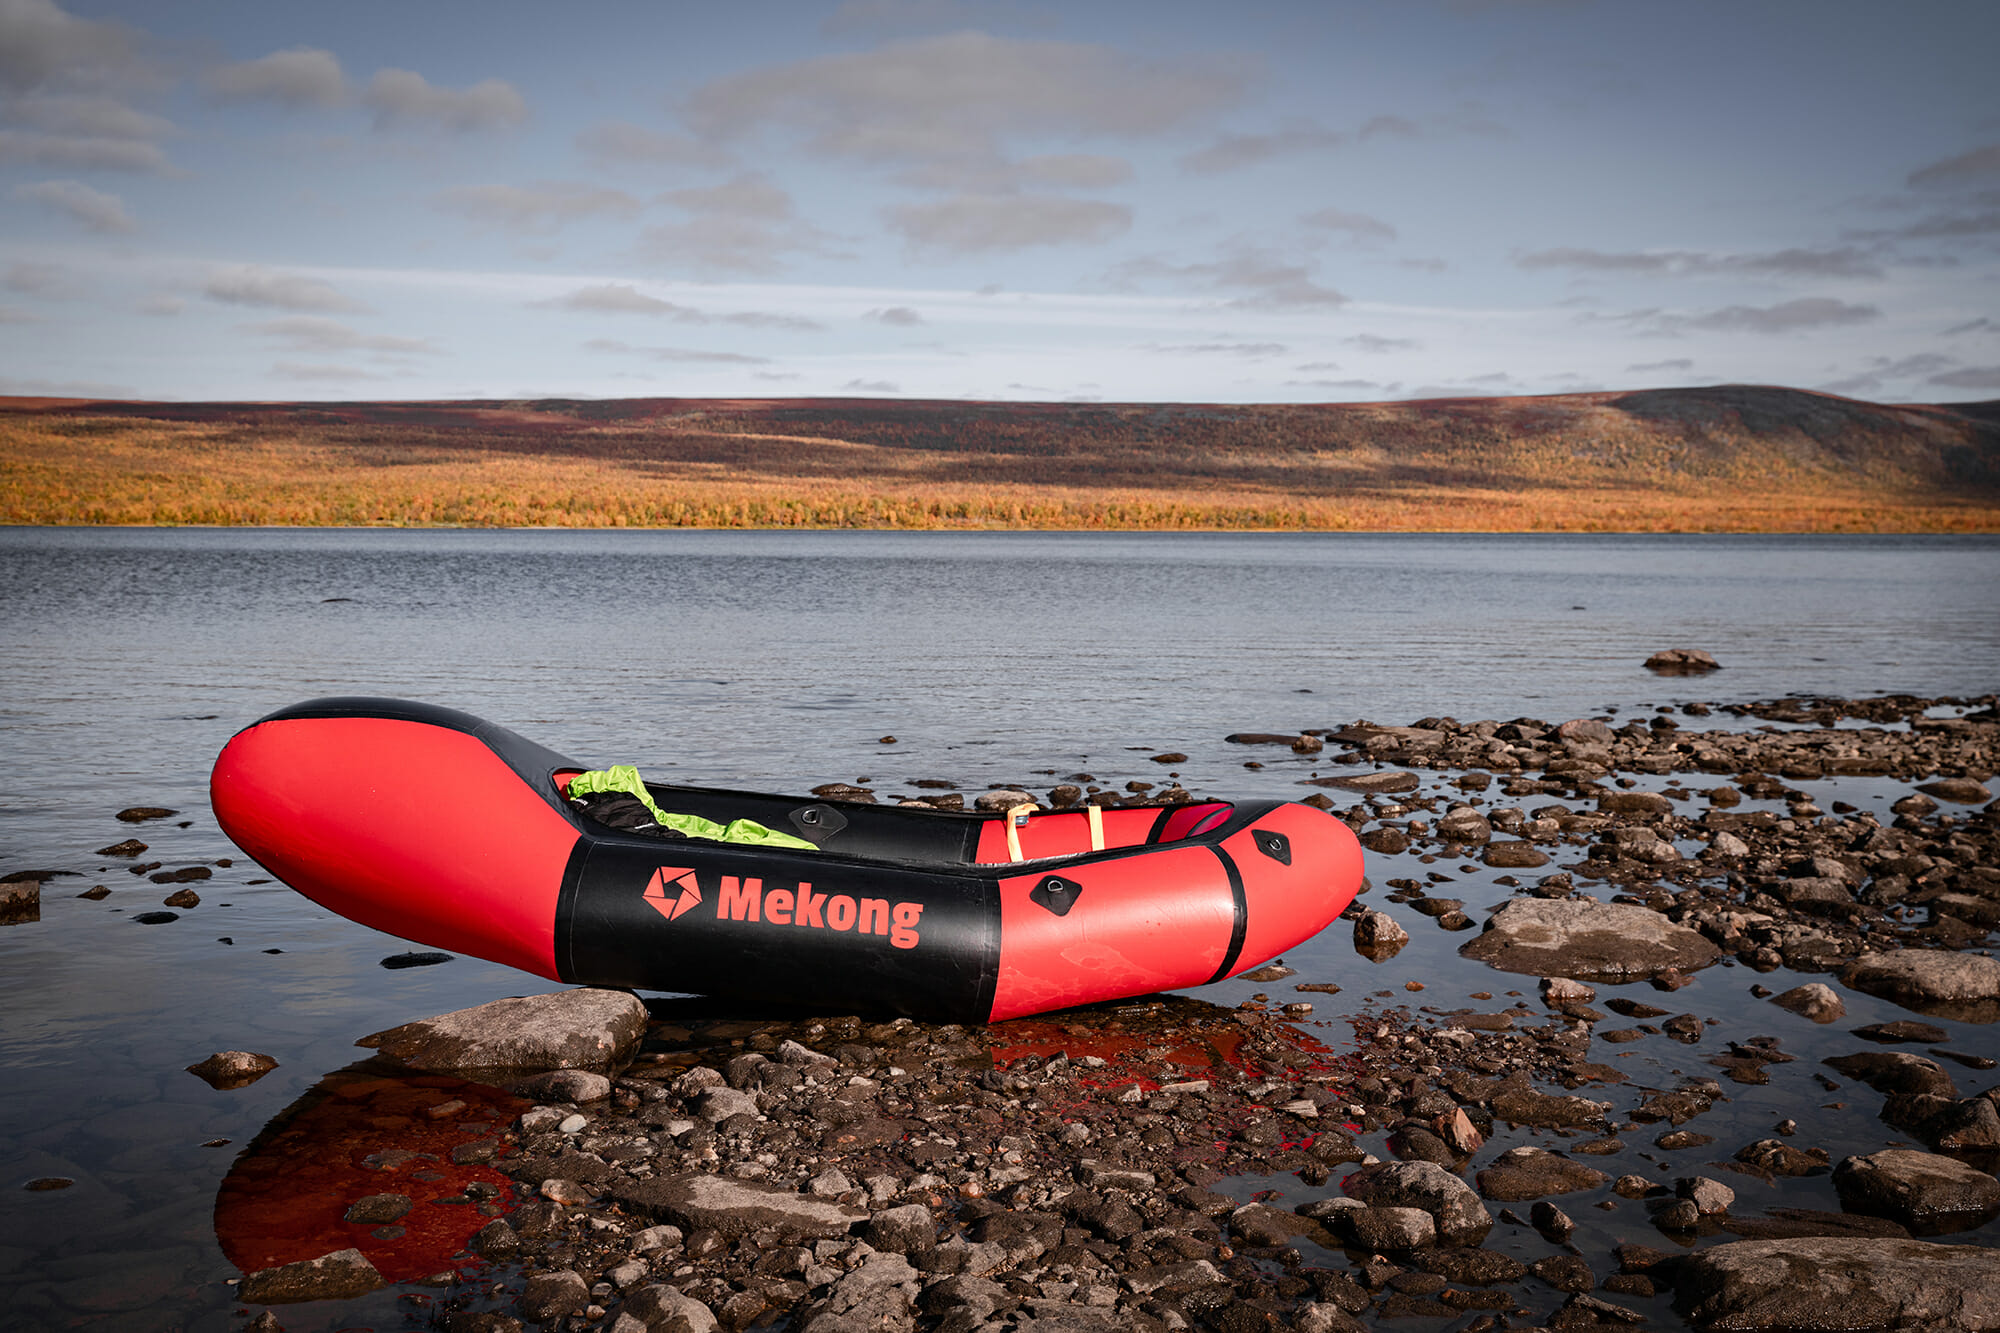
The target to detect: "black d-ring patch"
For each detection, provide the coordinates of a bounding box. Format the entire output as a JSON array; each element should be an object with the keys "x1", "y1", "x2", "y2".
[
  {"x1": 789, "y1": 804, "x2": 848, "y2": 843},
  {"x1": 1253, "y1": 829, "x2": 1291, "y2": 865},
  {"x1": 1029, "y1": 875, "x2": 1084, "y2": 917}
]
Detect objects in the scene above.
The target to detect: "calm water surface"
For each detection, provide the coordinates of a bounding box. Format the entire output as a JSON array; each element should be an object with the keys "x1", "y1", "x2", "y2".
[{"x1": 2, "y1": 528, "x2": 1997, "y2": 1330}]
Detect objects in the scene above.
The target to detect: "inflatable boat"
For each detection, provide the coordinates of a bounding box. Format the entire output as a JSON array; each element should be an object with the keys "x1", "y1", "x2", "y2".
[{"x1": 210, "y1": 698, "x2": 1364, "y2": 1023}]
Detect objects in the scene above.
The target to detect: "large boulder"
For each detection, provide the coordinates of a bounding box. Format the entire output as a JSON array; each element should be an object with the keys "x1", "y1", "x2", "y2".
[
  {"x1": 1844, "y1": 951, "x2": 2000, "y2": 1023},
  {"x1": 1337, "y1": 1160, "x2": 1491, "y2": 1245},
  {"x1": 1672, "y1": 1236, "x2": 2000, "y2": 1330},
  {"x1": 1832, "y1": 1149, "x2": 2000, "y2": 1234},
  {"x1": 356, "y1": 988, "x2": 648, "y2": 1077},
  {"x1": 1459, "y1": 897, "x2": 1719, "y2": 982}
]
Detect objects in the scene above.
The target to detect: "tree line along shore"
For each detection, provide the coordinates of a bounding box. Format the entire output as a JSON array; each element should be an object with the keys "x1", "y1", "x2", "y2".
[{"x1": 2, "y1": 385, "x2": 1996, "y2": 532}]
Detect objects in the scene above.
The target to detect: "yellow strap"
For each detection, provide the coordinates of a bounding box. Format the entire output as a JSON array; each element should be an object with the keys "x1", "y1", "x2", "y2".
[
  {"x1": 1086, "y1": 803, "x2": 1105, "y2": 852},
  {"x1": 1004, "y1": 803, "x2": 1035, "y2": 862}
]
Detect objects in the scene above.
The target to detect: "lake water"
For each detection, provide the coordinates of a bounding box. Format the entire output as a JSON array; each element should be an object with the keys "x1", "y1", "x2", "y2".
[{"x1": 2, "y1": 528, "x2": 1997, "y2": 1331}]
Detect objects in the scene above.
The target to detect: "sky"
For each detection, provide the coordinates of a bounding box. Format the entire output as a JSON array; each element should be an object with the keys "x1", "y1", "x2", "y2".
[{"x1": 2, "y1": 0, "x2": 1997, "y2": 405}]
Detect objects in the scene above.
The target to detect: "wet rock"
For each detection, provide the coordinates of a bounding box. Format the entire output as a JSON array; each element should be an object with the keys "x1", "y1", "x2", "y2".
[
  {"x1": 0, "y1": 878, "x2": 40, "y2": 924},
  {"x1": 1459, "y1": 896, "x2": 1720, "y2": 981},
  {"x1": 1673, "y1": 1236, "x2": 2000, "y2": 1329},
  {"x1": 517, "y1": 1270, "x2": 589, "y2": 1325},
  {"x1": 1530, "y1": 1253, "x2": 1596, "y2": 1293},
  {"x1": 866, "y1": 1203, "x2": 937, "y2": 1253},
  {"x1": 612, "y1": 1173, "x2": 867, "y2": 1240},
  {"x1": 115, "y1": 806, "x2": 177, "y2": 822},
  {"x1": 132, "y1": 910, "x2": 177, "y2": 924},
  {"x1": 622, "y1": 1285, "x2": 718, "y2": 1333},
  {"x1": 1644, "y1": 648, "x2": 1720, "y2": 674},
  {"x1": 1361, "y1": 827, "x2": 1411, "y2": 855},
  {"x1": 973, "y1": 789, "x2": 1035, "y2": 812},
  {"x1": 237, "y1": 1248, "x2": 384, "y2": 1304},
  {"x1": 95, "y1": 838, "x2": 147, "y2": 857},
  {"x1": 1353, "y1": 909, "x2": 1409, "y2": 955},
  {"x1": 186, "y1": 1051, "x2": 278, "y2": 1090},
  {"x1": 1769, "y1": 983, "x2": 1845, "y2": 1022},
  {"x1": 1832, "y1": 1149, "x2": 2000, "y2": 1234},
  {"x1": 1475, "y1": 1147, "x2": 1611, "y2": 1201},
  {"x1": 1844, "y1": 950, "x2": 2000, "y2": 1021},
  {"x1": 1598, "y1": 791, "x2": 1673, "y2": 817},
  {"x1": 381, "y1": 951, "x2": 454, "y2": 969},
  {"x1": 1481, "y1": 841, "x2": 1550, "y2": 869},
  {"x1": 1320, "y1": 769, "x2": 1421, "y2": 794},
  {"x1": 1435, "y1": 809, "x2": 1493, "y2": 845},
  {"x1": 1489, "y1": 1076, "x2": 1612, "y2": 1129},
  {"x1": 1340, "y1": 1160, "x2": 1492, "y2": 1245},
  {"x1": 343, "y1": 1192, "x2": 412, "y2": 1224},
  {"x1": 1348, "y1": 1205, "x2": 1436, "y2": 1252},
  {"x1": 508, "y1": 1069, "x2": 612, "y2": 1103},
  {"x1": 161, "y1": 887, "x2": 201, "y2": 908},
  {"x1": 1823, "y1": 1051, "x2": 1959, "y2": 1098},
  {"x1": 1530, "y1": 1200, "x2": 1575, "y2": 1240},
  {"x1": 1676, "y1": 1175, "x2": 1735, "y2": 1215},
  {"x1": 1734, "y1": 1139, "x2": 1830, "y2": 1177},
  {"x1": 356, "y1": 988, "x2": 648, "y2": 1076},
  {"x1": 1917, "y1": 777, "x2": 1992, "y2": 804}
]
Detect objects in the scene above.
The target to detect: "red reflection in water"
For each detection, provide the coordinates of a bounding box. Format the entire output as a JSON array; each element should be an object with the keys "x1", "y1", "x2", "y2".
[{"x1": 214, "y1": 1064, "x2": 527, "y2": 1284}]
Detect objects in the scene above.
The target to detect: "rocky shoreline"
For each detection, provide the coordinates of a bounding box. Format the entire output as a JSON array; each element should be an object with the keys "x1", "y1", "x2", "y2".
[{"x1": 23, "y1": 693, "x2": 2000, "y2": 1331}]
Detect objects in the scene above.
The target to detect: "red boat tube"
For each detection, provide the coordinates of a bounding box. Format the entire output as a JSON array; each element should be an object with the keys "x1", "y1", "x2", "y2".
[{"x1": 211, "y1": 698, "x2": 1364, "y2": 1023}]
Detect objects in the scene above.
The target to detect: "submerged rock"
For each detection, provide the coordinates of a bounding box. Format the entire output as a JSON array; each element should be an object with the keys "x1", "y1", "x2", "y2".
[
  {"x1": 1844, "y1": 950, "x2": 2000, "y2": 1022},
  {"x1": 1458, "y1": 896, "x2": 1720, "y2": 981}
]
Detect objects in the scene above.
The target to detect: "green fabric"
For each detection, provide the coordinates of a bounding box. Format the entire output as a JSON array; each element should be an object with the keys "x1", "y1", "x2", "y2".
[{"x1": 566, "y1": 765, "x2": 817, "y2": 850}]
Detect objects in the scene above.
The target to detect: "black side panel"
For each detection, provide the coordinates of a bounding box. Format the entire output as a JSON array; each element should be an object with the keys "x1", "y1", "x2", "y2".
[
  {"x1": 637, "y1": 783, "x2": 984, "y2": 865},
  {"x1": 559, "y1": 838, "x2": 1000, "y2": 1023}
]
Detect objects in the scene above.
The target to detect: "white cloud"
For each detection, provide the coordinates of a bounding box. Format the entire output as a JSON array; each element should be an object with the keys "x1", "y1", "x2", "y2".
[
  {"x1": 1679, "y1": 298, "x2": 1880, "y2": 334},
  {"x1": 1179, "y1": 121, "x2": 1344, "y2": 174},
  {"x1": 15, "y1": 177, "x2": 133, "y2": 231},
  {"x1": 866, "y1": 306, "x2": 924, "y2": 325},
  {"x1": 5, "y1": 258, "x2": 83, "y2": 297},
  {"x1": 891, "y1": 193, "x2": 1130, "y2": 253},
  {"x1": 1111, "y1": 248, "x2": 1346, "y2": 308},
  {"x1": 364, "y1": 68, "x2": 526, "y2": 132},
  {"x1": 204, "y1": 266, "x2": 365, "y2": 312},
  {"x1": 0, "y1": 0, "x2": 149, "y2": 96},
  {"x1": 687, "y1": 31, "x2": 1246, "y2": 166},
  {"x1": 247, "y1": 316, "x2": 437, "y2": 356},
  {"x1": 575, "y1": 120, "x2": 722, "y2": 168},
  {"x1": 639, "y1": 173, "x2": 832, "y2": 274},
  {"x1": 205, "y1": 47, "x2": 347, "y2": 108},
  {"x1": 583, "y1": 338, "x2": 769, "y2": 364},
  {"x1": 1929, "y1": 364, "x2": 2000, "y2": 389},
  {"x1": 540, "y1": 283, "x2": 691, "y2": 316},
  {"x1": 1303, "y1": 207, "x2": 1396, "y2": 245},
  {"x1": 1907, "y1": 144, "x2": 2000, "y2": 190},
  {"x1": 840, "y1": 378, "x2": 900, "y2": 393},
  {"x1": 1142, "y1": 342, "x2": 1287, "y2": 356},
  {"x1": 1518, "y1": 245, "x2": 1882, "y2": 279},
  {"x1": 433, "y1": 182, "x2": 641, "y2": 234},
  {"x1": 271, "y1": 360, "x2": 382, "y2": 382},
  {"x1": 0, "y1": 127, "x2": 169, "y2": 171}
]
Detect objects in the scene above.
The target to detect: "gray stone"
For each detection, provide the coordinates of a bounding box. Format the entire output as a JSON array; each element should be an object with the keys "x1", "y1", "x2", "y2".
[
  {"x1": 1770, "y1": 982, "x2": 1845, "y2": 1023},
  {"x1": 1321, "y1": 769, "x2": 1421, "y2": 794},
  {"x1": 974, "y1": 789, "x2": 1035, "y2": 812},
  {"x1": 0, "y1": 878, "x2": 40, "y2": 924},
  {"x1": 866, "y1": 1203, "x2": 936, "y2": 1253},
  {"x1": 696, "y1": 1086, "x2": 760, "y2": 1123},
  {"x1": 1844, "y1": 950, "x2": 2000, "y2": 1023},
  {"x1": 238, "y1": 1248, "x2": 384, "y2": 1304},
  {"x1": 1917, "y1": 777, "x2": 1993, "y2": 804},
  {"x1": 342, "y1": 1193, "x2": 411, "y2": 1224},
  {"x1": 1340, "y1": 1159, "x2": 1491, "y2": 1245},
  {"x1": 508, "y1": 1069, "x2": 612, "y2": 1103},
  {"x1": 1475, "y1": 1147, "x2": 1611, "y2": 1201},
  {"x1": 794, "y1": 1250, "x2": 919, "y2": 1331},
  {"x1": 1644, "y1": 648, "x2": 1720, "y2": 673},
  {"x1": 611, "y1": 1173, "x2": 867, "y2": 1240},
  {"x1": 1459, "y1": 896, "x2": 1720, "y2": 982},
  {"x1": 517, "y1": 1271, "x2": 588, "y2": 1326},
  {"x1": 622, "y1": 1284, "x2": 718, "y2": 1333},
  {"x1": 356, "y1": 988, "x2": 648, "y2": 1076},
  {"x1": 1673, "y1": 1237, "x2": 2000, "y2": 1329},
  {"x1": 1481, "y1": 840, "x2": 1551, "y2": 869},
  {"x1": 1676, "y1": 1175, "x2": 1735, "y2": 1215},
  {"x1": 1832, "y1": 1149, "x2": 2000, "y2": 1234},
  {"x1": 186, "y1": 1050, "x2": 279, "y2": 1090},
  {"x1": 1349, "y1": 1205, "x2": 1435, "y2": 1252},
  {"x1": 1352, "y1": 908, "x2": 1409, "y2": 954}
]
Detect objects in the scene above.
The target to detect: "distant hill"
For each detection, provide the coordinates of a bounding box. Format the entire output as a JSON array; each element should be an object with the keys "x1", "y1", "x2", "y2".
[{"x1": 4, "y1": 385, "x2": 1997, "y2": 531}]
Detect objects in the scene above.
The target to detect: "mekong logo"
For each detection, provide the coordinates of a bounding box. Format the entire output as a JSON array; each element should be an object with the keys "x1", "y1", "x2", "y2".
[{"x1": 641, "y1": 867, "x2": 703, "y2": 922}]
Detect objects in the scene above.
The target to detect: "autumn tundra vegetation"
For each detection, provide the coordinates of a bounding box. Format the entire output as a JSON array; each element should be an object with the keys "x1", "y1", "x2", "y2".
[{"x1": 2, "y1": 385, "x2": 1996, "y2": 532}]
